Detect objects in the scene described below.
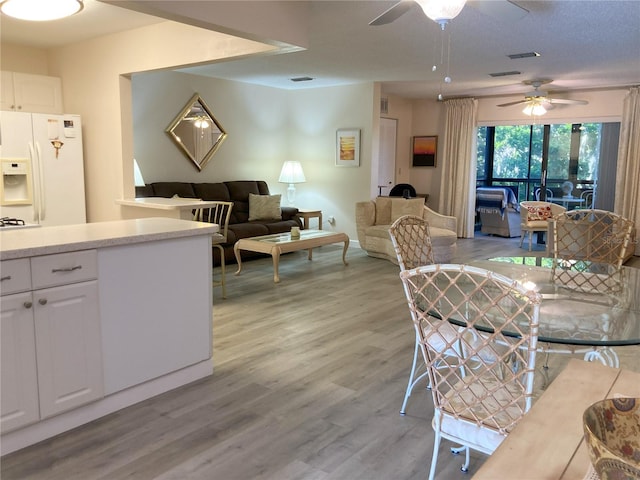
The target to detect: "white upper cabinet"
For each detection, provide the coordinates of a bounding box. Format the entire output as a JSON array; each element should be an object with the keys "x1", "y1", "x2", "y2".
[{"x1": 1, "y1": 72, "x2": 63, "y2": 114}]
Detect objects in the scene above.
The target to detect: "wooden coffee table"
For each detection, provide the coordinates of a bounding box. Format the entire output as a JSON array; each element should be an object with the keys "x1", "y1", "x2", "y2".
[{"x1": 234, "y1": 229, "x2": 349, "y2": 283}]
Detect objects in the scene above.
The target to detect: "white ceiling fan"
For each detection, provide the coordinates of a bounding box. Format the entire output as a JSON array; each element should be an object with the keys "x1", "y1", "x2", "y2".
[
  {"x1": 369, "y1": 0, "x2": 529, "y2": 28},
  {"x1": 497, "y1": 80, "x2": 589, "y2": 115}
]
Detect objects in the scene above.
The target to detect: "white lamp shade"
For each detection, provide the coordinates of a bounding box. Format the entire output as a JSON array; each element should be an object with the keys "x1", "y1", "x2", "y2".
[
  {"x1": 133, "y1": 159, "x2": 146, "y2": 187},
  {"x1": 278, "y1": 161, "x2": 306, "y2": 184},
  {"x1": 416, "y1": 0, "x2": 466, "y2": 26},
  {"x1": 0, "y1": 0, "x2": 83, "y2": 21}
]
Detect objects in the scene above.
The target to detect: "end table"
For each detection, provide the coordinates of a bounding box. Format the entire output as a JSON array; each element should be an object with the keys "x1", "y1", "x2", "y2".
[{"x1": 297, "y1": 209, "x2": 323, "y2": 230}]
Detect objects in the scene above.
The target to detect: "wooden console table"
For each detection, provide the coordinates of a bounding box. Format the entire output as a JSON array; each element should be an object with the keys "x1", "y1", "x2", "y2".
[{"x1": 473, "y1": 359, "x2": 640, "y2": 480}]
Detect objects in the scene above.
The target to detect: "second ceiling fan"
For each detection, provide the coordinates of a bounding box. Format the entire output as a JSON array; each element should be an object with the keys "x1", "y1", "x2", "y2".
[{"x1": 497, "y1": 80, "x2": 589, "y2": 116}]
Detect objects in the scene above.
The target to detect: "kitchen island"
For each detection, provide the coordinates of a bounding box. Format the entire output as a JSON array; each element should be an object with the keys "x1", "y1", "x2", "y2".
[{"x1": 0, "y1": 218, "x2": 220, "y2": 454}]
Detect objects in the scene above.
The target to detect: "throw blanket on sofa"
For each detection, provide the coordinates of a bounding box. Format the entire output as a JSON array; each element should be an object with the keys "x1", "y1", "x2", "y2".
[{"x1": 475, "y1": 187, "x2": 519, "y2": 216}]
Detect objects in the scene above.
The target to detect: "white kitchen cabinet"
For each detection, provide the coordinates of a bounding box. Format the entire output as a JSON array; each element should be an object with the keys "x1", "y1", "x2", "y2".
[
  {"x1": 1, "y1": 71, "x2": 63, "y2": 114},
  {"x1": 0, "y1": 251, "x2": 103, "y2": 433},
  {"x1": 0, "y1": 292, "x2": 40, "y2": 433},
  {"x1": 0, "y1": 218, "x2": 215, "y2": 453},
  {"x1": 33, "y1": 280, "x2": 103, "y2": 418}
]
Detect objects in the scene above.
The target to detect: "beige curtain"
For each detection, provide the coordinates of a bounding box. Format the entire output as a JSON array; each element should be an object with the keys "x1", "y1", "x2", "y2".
[
  {"x1": 614, "y1": 86, "x2": 640, "y2": 256},
  {"x1": 438, "y1": 98, "x2": 478, "y2": 238}
]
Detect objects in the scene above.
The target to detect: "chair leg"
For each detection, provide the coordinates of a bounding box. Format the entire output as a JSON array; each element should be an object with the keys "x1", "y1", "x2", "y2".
[
  {"x1": 519, "y1": 231, "x2": 525, "y2": 248},
  {"x1": 400, "y1": 333, "x2": 428, "y2": 415},
  {"x1": 461, "y1": 444, "x2": 470, "y2": 473},
  {"x1": 528, "y1": 231, "x2": 533, "y2": 251},
  {"x1": 214, "y1": 245, "x2": 227, "y2": 299},
  {"x1": 428, "y1": 430, "x2": 442, "y2": 480}
]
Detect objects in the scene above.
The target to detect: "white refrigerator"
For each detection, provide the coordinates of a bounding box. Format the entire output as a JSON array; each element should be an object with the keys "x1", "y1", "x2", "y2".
[{"x1": 0, "y1": 111, "x2": 86, "y2": 226}]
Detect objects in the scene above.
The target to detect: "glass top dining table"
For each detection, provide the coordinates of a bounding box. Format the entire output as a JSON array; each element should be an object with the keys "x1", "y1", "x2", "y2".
[{"x1": 463, "y1": 257, "x2": 640, "y2": 366}]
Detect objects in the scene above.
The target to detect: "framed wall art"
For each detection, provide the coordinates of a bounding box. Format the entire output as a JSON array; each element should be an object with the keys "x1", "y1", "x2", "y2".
[
  {"x1": 336, "y1": 128, "x2": 360, "y2": 167},
  {"x1": 412, "y1": 135, "x2": 437, "y2": 167}
]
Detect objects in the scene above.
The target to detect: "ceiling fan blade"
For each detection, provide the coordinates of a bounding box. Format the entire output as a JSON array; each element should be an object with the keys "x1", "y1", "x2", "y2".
[
  {"x1": 547, "y1": 98, "x2": 589, "y2": 105},
  {"x1": 369, "y1": 0, "x2": 415, "y2": 26},
  {"x1": 497, "y1": 100, "x2": 528, "y2": 107},
  {"x1": 469, "y1": 0, "x2": 529, "y2": 22}
]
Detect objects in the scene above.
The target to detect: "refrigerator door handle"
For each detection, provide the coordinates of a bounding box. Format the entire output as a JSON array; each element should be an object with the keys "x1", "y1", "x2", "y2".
[
  {"x1": 35, "y1": 142, "x2": 45, "y2": 221},
  {"x1": 29, "y1": 142, "x2": 41, "y2": 223}
]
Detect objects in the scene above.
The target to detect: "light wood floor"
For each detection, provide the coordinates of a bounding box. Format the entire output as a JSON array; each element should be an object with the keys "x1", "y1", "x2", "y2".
[{"x1": 2, "y1": 234, "x2": 638, "y2": 480}]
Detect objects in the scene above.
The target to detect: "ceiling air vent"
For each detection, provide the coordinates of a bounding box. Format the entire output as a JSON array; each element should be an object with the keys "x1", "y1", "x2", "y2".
[
  {"x1": 507, "y1": 51, "x2": 540, "y2": 60},
  {"x1": 290, "y1": 76, "x2": 314, "y2": 82},
  {"x1": 489, "y1": 71, "x2": 521, "y2": 77}
]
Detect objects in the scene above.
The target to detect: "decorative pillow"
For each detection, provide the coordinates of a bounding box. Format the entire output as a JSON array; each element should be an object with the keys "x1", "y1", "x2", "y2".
[
  {"x1": 391, "y1": 198, "x2": 425, "y2": 222},
  {"x1": 248, "y1": 193, "x2": 282, "y2": 221},
  {"x1": 526, "y1": 205, "x2": 553, "y2": 221}
]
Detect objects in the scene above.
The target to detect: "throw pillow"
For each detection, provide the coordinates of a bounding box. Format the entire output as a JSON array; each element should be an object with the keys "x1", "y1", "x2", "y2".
[
  {"x1": 390, "y1": 198, "x2": 425, "y2": 222},
  {"x1": 526, "y1": 205, "x2": 553, "y2": 221},
  {"x1": 248, "y1": 193, "x2": 282, "y2": 221}
]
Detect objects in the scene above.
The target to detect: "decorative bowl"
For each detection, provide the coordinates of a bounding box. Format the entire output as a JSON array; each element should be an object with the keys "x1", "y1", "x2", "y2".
[{"x1": 583, "y1": 398, "x2": 640, "y2": 480}]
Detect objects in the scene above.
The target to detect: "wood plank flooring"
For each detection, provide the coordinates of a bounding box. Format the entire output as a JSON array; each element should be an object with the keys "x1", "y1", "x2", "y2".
[{"x1": 2, "y1": 234, "x2": 638, "y2": 480}]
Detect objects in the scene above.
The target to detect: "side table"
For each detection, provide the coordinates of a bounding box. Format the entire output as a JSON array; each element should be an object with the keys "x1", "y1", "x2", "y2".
[{"x1": 297, "y1": 209, "x2": 323, "y2": 230}]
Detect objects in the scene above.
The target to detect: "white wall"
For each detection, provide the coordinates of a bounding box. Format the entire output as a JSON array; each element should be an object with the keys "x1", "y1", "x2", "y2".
[{"x1": 133, "y1": 70, "x2": 375, "y2": 239}]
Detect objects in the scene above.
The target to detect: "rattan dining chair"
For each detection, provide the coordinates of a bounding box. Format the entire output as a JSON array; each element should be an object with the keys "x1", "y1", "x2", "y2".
[
  {"x1": 194, "y1": 201, "x2": 233, "y2": 299},
  {"x1": 400, "y1": 264, "x2": 541, "y2": 480},
  {"x1": 551, "y1": 209, "x2": 634, "y2": 266},
  {"x1": 389, "y1": 215, "x2": 440, "y2": 416},
  {"x1": 550, "y1": 209, "x2": 634, "y2": 293}
]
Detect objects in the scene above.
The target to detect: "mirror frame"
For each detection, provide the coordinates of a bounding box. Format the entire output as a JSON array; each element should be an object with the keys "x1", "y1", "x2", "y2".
[{"x1": 165, "y1": 93, "x2": 228, "y2": 171}]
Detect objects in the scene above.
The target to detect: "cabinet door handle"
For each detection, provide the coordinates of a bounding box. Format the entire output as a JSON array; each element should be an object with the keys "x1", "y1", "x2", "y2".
[
  {"x1": 0, "y1": 275, "x2": 11, "y2": 281},
  {"x1": 51, "y1": 265, "x2": 82, "y2": 273},
  {"x1": 39, "y1": 298, "x2": 47, "y2": 305},
  {"x1": 24, "y1": 301, "x2": 33, "y2": 309}
]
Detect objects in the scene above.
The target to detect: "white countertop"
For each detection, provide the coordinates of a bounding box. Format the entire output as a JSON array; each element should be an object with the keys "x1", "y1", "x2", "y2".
[
  {"x1": 0, "y1": 217, "x2": 221, "y2": 260},
  {"x1": 116, "y1": 197, "x2": 221, "y2": 210}
]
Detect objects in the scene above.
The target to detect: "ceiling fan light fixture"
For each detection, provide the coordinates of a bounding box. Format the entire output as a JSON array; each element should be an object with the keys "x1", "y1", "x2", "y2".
[
  {"x1": 523, "y1": 103, "x2": 547, "y2": 116},
  {"x1": 0, "y1": 0, "x2": 83, "y2": 21},
  {"x1": 416, "y1": 0, "x2": 466, "y2": 29}
]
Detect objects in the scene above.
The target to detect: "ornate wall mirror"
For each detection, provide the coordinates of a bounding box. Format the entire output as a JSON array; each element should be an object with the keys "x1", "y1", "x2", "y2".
[{"x1": 165, "y1": 93, "x2": 227, "y2": 171}]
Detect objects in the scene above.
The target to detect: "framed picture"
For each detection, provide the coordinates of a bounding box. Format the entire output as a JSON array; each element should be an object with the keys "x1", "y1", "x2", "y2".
[
  {"x1": 336, "y1": 129, "x2": 360, "y2": 167},
  {"x1": 412, "y1": 135, "x2": 437, "y2": 167}
]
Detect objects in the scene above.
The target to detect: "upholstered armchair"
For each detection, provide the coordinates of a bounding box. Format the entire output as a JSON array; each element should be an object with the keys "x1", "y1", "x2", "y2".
[{"x1": 356, "y1": 197, "x2": 457, "y2": 263}]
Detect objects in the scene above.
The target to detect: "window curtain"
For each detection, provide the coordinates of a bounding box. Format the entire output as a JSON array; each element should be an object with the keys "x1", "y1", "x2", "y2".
[
  {"x1": 614, "y1": 86, "x2": 640, "y2": 256},
  {"x1": 438, "y1": 98, "x2": 478, "y2": 238}
]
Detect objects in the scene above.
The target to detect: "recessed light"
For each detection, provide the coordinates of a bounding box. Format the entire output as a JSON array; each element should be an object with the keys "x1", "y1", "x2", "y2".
[{"x1": 290, "y1": 76, "x2": 314, "y2": 82}]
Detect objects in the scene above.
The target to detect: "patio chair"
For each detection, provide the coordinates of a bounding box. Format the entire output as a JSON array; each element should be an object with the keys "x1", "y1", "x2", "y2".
[
  {"x1": 399, "y1": 264, "x2": 541, "y2": 480},
  {"x1": 534, "y1": 187, "x2": 553, "y2": 201},
  {"x1": 519, "y1": 201, "x2": 566, "y2": 251},
  {"x1": 194, "y1": 201, "x2": 234, "y2": 298},
  {"x1": 580, "y1": 189, "x2": 595, "y2": 209}
]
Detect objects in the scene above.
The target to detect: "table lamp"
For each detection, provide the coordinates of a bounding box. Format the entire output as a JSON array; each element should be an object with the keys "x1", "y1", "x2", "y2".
[{"x1": 278, "y1": 161, "x2": 306, "y2": 206}]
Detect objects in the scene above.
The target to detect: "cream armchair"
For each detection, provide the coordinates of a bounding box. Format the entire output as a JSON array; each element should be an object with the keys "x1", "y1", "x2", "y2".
[{"x1": 356, "y1": 197, "x2": 457, "y2": 263}]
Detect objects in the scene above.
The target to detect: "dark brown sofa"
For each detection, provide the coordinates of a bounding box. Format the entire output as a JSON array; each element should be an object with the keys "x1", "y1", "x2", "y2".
[{"x1": 136, "y1": 180, "x2": 302, "y2": 264}]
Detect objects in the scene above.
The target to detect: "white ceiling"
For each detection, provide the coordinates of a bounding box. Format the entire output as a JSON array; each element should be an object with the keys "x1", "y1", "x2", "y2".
[{"x1": 2, "y1": 0, "x2": 639, "y2": 100}]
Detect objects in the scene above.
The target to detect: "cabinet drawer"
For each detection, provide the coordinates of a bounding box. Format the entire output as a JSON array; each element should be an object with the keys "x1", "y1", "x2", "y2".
[
  {"x1": 31, "y1": 250, "x2": 97, "y2": 289},
  {"x1": 0, "y1": 259, "x2": 31, "y2": 295}
]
